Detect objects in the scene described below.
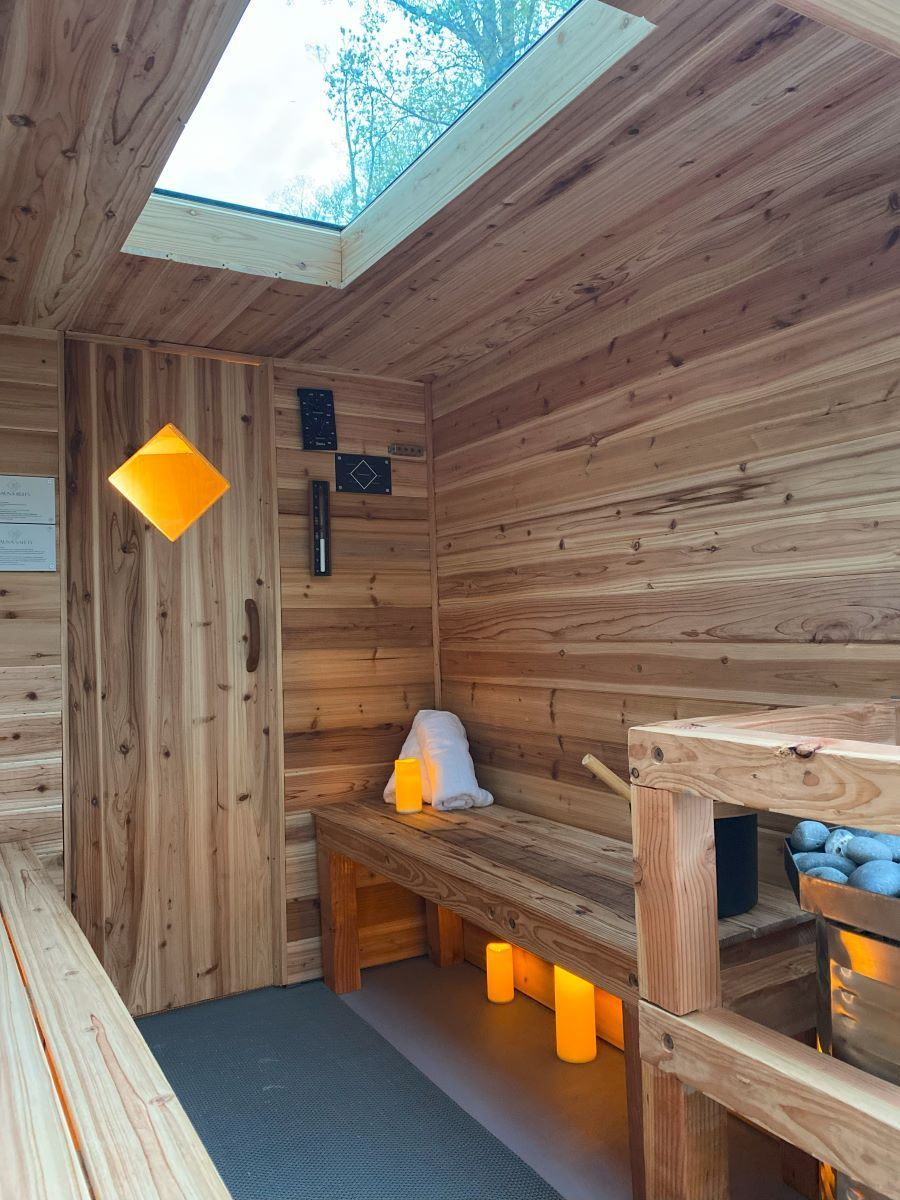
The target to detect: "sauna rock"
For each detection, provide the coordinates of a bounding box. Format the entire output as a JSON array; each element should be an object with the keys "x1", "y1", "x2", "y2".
[
  {"x1": 792, "y1": 852, "x2": 854, "y2": 876},
  {"x1": 805, "y1": 867, "x2": 851, "y2": 883},
  {"x1": 789, "y1": 821, "x2": 830, "y2": 853},
  {"x1": 845, "y1": 837, "x2": 893, "y2": 866},
  {"x1": 872, "y1": 833, "x2": 900, "y2": 859},
  {"x1": 824, "y1": 828, "x2": 854, "y2": 856},
  {"x1": 789, "y1": 820, "x2": 900, "y2": 896},
  {"x1": 847, "y1": 861, "x2": 900, "y2": 897}
]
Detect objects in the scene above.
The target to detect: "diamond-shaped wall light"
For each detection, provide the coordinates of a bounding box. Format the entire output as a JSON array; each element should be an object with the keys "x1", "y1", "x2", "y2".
[{"x1": 108, "y1": 423, "x2": 229, "y2": 541}]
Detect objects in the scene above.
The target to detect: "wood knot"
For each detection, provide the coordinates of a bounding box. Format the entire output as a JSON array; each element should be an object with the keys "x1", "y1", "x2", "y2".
[{"x1": 789, "y1": 741, "x2": 820, "y2": 760}]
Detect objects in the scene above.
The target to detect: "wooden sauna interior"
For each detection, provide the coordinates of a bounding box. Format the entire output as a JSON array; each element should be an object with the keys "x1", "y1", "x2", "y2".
[{"x1": 2, "y1": 0, "x2": 900, "y2": 1197}]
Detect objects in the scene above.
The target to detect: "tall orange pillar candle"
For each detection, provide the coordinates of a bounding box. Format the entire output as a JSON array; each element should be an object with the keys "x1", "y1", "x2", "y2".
[
  {"x1": 554, "y1": 965, "x2": 597, "y2": 1063},
  {"x1": 486, "y1": 942, "x2": 514, "y2": 1003},
  {"x1": 394, "y1": 758, "x2": 423, "y2": 813}
]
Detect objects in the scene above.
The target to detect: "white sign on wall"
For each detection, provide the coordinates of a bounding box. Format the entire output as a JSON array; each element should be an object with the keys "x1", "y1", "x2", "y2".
[{"x1": 0, "y1": 476, "x2": 56, "y2": 571}]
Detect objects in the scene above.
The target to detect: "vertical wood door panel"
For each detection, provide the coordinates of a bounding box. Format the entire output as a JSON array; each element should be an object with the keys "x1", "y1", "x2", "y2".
[{"x1": 65, "y1": 340, "x2": 283, "y2": 1014}]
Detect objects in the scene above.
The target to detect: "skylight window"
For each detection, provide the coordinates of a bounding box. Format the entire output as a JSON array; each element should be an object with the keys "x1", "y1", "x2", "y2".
[{"x1": 156, "y1": 0, "x2": 584, "y2": 226}]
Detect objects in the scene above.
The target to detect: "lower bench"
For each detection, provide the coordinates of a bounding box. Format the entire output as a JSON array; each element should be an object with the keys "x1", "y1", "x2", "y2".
[
  {"x1": 0, "y1": 841, "x2": 231, "y2": 1200},
  {"x1": 315, "y1": 799, "x2": 817, "y2": 1200}
]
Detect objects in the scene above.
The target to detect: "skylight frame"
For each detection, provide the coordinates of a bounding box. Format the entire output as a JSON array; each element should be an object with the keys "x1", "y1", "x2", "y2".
[{"x1": 122, "y1": 0, "x2": 654, "y2": 288}]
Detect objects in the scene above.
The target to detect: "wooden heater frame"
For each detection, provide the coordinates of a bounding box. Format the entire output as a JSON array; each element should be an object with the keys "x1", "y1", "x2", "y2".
[{"x1": 627, "y1": 700, "x2": 900, "y2": 1199}]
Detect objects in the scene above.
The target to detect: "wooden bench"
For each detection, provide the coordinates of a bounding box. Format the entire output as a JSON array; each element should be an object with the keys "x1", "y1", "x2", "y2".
[
  {"x1": 315, "y1": 799, "x2": 817, "y2": 1200},
  {"x1": 0, "y1": 841, "x2": 231, "y2": 1200}
]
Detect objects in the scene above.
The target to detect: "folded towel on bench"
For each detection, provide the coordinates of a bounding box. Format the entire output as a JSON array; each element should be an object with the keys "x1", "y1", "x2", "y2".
[{"x1": 384, "y1": 710, "x2": 493, "y2": 811}]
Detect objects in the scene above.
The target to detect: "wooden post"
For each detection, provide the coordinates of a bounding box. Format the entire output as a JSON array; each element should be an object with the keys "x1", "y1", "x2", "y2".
[
  {"x1": 622, "y1": 1003, "x2": 647, "y2": 1200},
  {"x1": 632, "y1": 783, "x2": 728, "y2": 1200},
  {"x1": 780, "y1": 1030, "x2": 821, "y2": 1200},
  {"x1": 425, "y1": 901, "x2": 465, "y2": 967},
  {"x1": 642, "y1": 1061, "x2": 728, "y2": 1199},
  {"x1": 317, "y1": 843, "x2": 361, "y2": 994}
]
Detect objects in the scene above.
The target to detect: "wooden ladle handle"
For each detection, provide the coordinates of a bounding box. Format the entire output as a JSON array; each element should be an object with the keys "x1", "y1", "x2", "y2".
[
  {"x1": 245, "y1": 598, "x2": 260, "y2": 673},
  {"x1": 582, "y1": 753, "x2": 630, "y2": 801}
]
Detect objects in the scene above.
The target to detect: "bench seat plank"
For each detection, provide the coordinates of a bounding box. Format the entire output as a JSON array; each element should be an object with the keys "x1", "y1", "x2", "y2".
[
  {"x1": 0, "y1": 917, "x2": 91, "y2": 1200},
  {"x1": 0, "y1": 842, "x2": 231, "y2": 1200},
  {"x1": 316, "y1": 800, "x2": 812, "y2": 1004}
]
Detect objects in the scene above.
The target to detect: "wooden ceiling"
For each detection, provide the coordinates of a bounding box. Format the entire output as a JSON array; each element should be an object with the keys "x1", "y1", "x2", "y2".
[{"x1": 1, "y1": 0, "x2": 898, "y2": 381}]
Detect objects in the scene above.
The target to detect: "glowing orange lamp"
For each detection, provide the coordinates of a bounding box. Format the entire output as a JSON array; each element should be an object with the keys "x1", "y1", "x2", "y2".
[
  {"x1": 554, "y1": 965, "x2": 597, "y2": 1063},
  {"x1": 394, "y1": 758, "x2": 423, "y2": 813},
  {"x1": 108, "y1": 423, "x2": 229, "y2": 541},
  {"x1": 486, "y1": 942, "x2": 514, "y2": 1003}
]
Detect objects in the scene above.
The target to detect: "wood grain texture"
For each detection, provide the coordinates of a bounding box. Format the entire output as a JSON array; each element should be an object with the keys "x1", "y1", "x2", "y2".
[
  {"x1": 316, "y1": 799, "x2": 811, "y2": 1002},
  {"x1": 317, "y1": 796, "x2": 814, "y2": 1200},
  {"x1": 59, "y1": 0, "x2": 900, "y2": 384},
  {"x1": 786, "y1": 0, "x2": 900, "y2": 56},
  {"x1": 0, "y1": 841, "x2": 231, "y2": 1198},
  {"x1": 641, "y1": 1002, "x2": 900, "y2": 1199},
  {"x1": 0, "y1": 327, "x2": 64, "y2": 887},
  {"x1": 426, "y1": 8, "x2": 900, "y2": 855},
  {"x1": 632, "y1": 786, "x2": 720, "y2": 1015},
  {"x1": 641, "y1": 1060, "x2": 728, "y2": 1200},
  {"x1": 425, "y1": 900, "x2": 464, "y2": 967},
  {"x1": 317, "y1": 844, "x2": 362, "y2": 993},
  {"x1": 631, "y1": 771, "x2": 728, "y2": 1199},
  {"x1": 0, "y1": 904, "x2": 91, "y2": 1199},
  {"x1": 630, "y1": 721, "x2": 900, "y2": 833},
  {"x1": 622, "y1": 1004, "x2": 648, "y2": 1200},
  {"x1": 275, "y1": 362, "x2": 433, "y2": 981},
  {"x1": 65, "y1": 337, "x2": 283, "y2": 1013},
  {"x1": 0, "y1": 0, "x2": 249, "y2": 326}
]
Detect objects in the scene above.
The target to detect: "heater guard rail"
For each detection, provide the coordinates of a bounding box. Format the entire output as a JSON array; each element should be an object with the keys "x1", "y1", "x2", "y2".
[{"x1": 628, "y1": 699, "x2": 900, "y2": 1200}]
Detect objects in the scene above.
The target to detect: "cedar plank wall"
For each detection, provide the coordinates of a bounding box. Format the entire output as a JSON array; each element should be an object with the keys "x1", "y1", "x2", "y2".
[
  {"x1": 273, "y1": 363, "x2": 434, "y2": 981},
  {"x1": 430, "y1": 66, "x2": 900, "y2": 886},
  {"x1": 0, "y1": 327, "x2": 65, "y2": 891}
]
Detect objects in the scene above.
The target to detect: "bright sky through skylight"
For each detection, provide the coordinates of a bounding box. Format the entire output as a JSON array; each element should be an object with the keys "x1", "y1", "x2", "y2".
[
  {"x1": 157, "y1": 0, "x2": 365, "y2": 215},
  {"x1": 157, "y1": 0, "x2": 578, "y2": 226}
]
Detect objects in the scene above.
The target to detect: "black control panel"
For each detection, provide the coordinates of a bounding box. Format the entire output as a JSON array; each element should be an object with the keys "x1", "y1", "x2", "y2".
[
  {"x1": 335, "y1": 454, "x2": 392, "y2": 495},
  {"x1": 298, "y1": 388, "x2": 337, "y2": 451}
]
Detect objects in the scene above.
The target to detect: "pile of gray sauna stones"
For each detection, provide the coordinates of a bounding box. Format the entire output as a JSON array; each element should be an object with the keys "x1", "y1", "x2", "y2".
[{"x1": 789, "y1": 821, "x2": 900, "y2": 895}]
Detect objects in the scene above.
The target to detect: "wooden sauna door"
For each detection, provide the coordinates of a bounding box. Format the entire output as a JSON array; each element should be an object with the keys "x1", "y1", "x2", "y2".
[{"x1": 65, "y1": 340, "x2": 284, "y2": 1014}]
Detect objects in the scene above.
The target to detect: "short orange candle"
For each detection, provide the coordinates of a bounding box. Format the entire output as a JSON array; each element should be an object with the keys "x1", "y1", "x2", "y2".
[
  {"x1": 554, "y1": 965, "x2": 597, "y2": 1063},
  {"x1": 394, "y1": 758, "x2": 423, "y2": 813},
  {"x1": 486, "y1": 942, "x2": 514, "y2": 1003}
]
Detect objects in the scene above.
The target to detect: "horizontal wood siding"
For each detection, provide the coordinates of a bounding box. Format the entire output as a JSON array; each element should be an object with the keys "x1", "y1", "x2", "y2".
[
  {"x1": 0, "y1": 328, "x2": 64, "y2": 891},
  {"x1": 274, "y1": 364, "x2": 433, "y2": 980},
  {"x1": 431, "y1": 72, "x2": 900, "y2": 890}
]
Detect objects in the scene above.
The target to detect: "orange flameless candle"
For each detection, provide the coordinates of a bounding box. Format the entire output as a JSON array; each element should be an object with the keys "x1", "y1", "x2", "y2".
[
  {"x1": 394, "y1": 758, "x2": 423, "y2": 813},
  {"x1": 486, "y1": 942, "x2": 514, "y2": 1003},
  {"x1": 554, "y1": 965, "x2": 597, "y2": 1063}
]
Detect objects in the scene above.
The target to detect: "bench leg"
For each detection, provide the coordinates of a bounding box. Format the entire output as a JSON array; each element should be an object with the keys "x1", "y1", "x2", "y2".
[
  {"x1": 642, "y1": 1059, "x2": 728, "y2": 1200},
  {"x1": 318, "y1": 844, "x2": 361, "y2": 994},
  {"x1": 425, "y1": 901, "x2": 464, "y2": 968},
  {"x1": 623, "y1": 1003, "x2": 647, "y2": 1200}
]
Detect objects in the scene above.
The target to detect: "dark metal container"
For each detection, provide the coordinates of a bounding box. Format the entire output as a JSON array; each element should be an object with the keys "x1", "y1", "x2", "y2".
[
  {"x1": 784, "y1": 843, "x2": 900, "y2": 1200},
  {"x1": 714, "y1": 810, "x2": 758, "y2": 918}
]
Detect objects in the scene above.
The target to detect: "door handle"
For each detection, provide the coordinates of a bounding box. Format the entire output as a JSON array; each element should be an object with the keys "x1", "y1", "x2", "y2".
[{"x1": 245, "y1": 598, "x2": 260, "y2": 673}]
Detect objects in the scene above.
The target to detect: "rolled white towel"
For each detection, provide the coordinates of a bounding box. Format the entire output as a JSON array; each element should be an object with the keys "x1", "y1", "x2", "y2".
[
  {"x1": 383, "y1": 710, "x2": 492, "y2": 810},
  {"x1": 383, "y1": 724, "x2": 433, "y2": 805}
]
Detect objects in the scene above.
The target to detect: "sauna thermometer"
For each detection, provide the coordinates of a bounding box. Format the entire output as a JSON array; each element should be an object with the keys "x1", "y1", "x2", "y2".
[{"x1": 309, "y1": 479, "x2": 331, "y2": 577}]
